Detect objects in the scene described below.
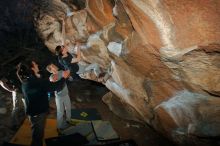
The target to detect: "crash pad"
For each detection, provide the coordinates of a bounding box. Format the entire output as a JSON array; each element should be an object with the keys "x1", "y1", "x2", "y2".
[
  {"x1": 71, "y1": 108, "x2": 102, "y2": 121},
  {"x1": 92, "y1": 121, "x2": 119, "y2": 141}
]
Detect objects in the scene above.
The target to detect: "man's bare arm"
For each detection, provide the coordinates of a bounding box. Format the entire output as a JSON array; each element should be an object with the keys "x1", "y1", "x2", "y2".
[
  {"x1": 61, "y1": 18, "x2": 66, "y2": 46},
  {"x1": 71, "y1": 42, "x2": 81, "y2": 63}
]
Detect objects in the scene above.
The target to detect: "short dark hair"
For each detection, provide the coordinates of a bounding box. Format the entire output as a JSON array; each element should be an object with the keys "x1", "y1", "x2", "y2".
[
  {"x1": 17, "y1": 61, "x2": 34, "y2": 82},
  {"x1": 55, "y1": 45, "x2": 63, "y2": 56}
]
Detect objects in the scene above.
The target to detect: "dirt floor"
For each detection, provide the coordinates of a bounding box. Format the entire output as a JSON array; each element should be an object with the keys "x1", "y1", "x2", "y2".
[{"x1": 0, "y1": 79, "x2": 175, "y2": 146}]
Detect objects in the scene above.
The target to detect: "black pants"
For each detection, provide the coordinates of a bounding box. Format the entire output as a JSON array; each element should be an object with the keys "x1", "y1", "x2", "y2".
[{"x1": 28, "y1": 112, "x2": 47, "y2": 146}]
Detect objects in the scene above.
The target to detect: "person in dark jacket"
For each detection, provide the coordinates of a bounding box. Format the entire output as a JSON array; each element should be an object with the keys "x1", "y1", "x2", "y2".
[{"x1": 17, "y1": 61, "x2": 52, "y2": 146}]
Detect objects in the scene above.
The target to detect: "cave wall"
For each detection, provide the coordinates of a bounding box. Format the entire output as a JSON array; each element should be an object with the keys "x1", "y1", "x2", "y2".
[
  {"x1": 0, "y1": 0, "x2": 51, "y2": 78},
  {"x1": 34, "y1": 0, "x2": 220, "y2": 145}
]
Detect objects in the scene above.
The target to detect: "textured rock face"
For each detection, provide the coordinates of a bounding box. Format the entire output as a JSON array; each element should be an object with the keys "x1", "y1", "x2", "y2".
[{"x1": 34, "y1": 0, "x2": 220, "y2": 145}]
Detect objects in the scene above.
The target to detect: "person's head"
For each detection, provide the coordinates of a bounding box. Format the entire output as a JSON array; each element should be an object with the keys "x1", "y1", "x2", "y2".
[
  {"x1": 55, "y1": 45, "x2": 68, "y2": 56},
  {"x1": 17, "y1": 60, "x2": 40, "y2": 82},
  {"x1": 46, "y1": 63, "x2": 59, "y2": 74},
  {"x1": 55, "y1": 45, "x2": 62, "y2": 56},
  {"x1": 17, "y1": 62, "x2": 31, "y2": 82}
]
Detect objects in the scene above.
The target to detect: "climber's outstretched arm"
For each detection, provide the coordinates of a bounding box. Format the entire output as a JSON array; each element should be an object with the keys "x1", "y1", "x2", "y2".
[
  {"x1": 71, "y1": 42, "x2": 81, "y2": 63},
  {"x1": 61, "y1": 18, "x2": 65, "y2": 46}
]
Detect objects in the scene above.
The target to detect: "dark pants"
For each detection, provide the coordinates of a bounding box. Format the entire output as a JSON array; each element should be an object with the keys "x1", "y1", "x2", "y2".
[{"x1": 28, "y1": 112, "x2": 47, "y2": 146}]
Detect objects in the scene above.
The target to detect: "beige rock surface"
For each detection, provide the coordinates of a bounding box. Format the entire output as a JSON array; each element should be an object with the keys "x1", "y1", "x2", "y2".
[{"x1": 34, "y1": 0, "x2": 220, "y2": 145}]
